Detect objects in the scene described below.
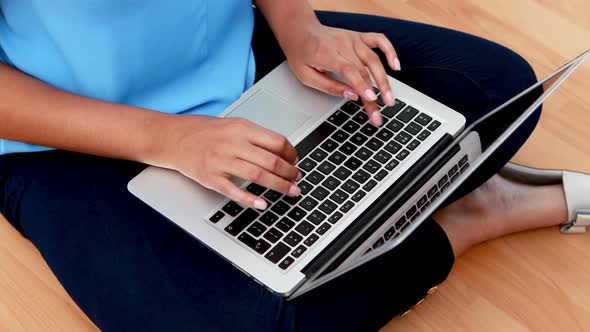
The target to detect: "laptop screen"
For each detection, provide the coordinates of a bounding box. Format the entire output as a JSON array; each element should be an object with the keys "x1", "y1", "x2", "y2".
[{"x1": 289, "y1": 50, "x2": 589, "y2": 299}]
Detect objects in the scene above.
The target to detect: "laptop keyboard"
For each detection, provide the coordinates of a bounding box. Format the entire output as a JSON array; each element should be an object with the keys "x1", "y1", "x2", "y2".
[
  {"x1": 208, "y1": 91, "x2": 443, "y2": 271},
  {"x1": 365, "y1": 154, "x2": 471, "y2": 253}
]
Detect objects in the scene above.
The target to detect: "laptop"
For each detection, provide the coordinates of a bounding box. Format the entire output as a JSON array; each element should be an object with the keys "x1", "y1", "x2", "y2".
[{"x1": 128, "y1": 50, "x2": 589, "y2": 299}]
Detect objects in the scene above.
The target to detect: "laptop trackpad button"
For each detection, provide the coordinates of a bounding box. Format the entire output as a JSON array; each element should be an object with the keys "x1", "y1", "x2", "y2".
[{"x1": 226, "y1": 89, "x2": 310, "y2": 138}]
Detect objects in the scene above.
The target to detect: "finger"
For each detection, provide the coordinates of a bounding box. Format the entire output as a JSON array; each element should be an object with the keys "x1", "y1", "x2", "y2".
[
  {"x1": 298, "y1": 65, "x2": 359, "y2": 101},
  {"x1": 361, "y1": 33, "x2": 400, "y2": 71},
  {"x1": 245, "y1": 123, "x2": 298, "y2": 164},
  {"x1": 214, "y1": 178, "x2": 269, "y2": 210},
  {"x1": 228, "y1": 159, "x2": 301, "y2": 197},
  {"x1": 354, "y1": 40, "x2": 395, "y2": 107},
  {"x1": 326, "y1": 56, "x2": 377, "y2": 104},
  {"x1": 235, "y1": 144, "x2": 301, "y2": 182}
]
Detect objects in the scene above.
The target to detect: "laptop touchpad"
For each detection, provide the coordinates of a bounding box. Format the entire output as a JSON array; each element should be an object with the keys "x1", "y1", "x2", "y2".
[{"x1": 226, "y1": 89, "x2": 310, "y2": 138}]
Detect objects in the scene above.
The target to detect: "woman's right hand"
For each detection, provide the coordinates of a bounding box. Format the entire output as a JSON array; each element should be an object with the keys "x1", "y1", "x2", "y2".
[{"x1": 155, "y1": 115, "x2": 302, "y2": 210}]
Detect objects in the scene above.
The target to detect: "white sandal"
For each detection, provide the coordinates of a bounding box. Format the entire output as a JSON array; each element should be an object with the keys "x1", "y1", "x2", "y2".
[{"x1": 499, "y1": 162, "x2": 590, "y2": 233}]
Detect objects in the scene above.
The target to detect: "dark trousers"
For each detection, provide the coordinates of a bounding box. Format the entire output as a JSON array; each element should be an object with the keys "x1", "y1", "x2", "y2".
[{"x1": 0, "y1": 10, "x2": 539, "y2": 332}]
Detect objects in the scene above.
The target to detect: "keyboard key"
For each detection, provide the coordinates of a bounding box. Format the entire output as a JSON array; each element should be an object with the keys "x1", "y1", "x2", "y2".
[
  {"x1": 451, "y1": 172, "x2": 460, "y2": 183},
  {"x1": 304, "y1": 234, "x2": 320, "y2": 246},
  {"x1": 386, "y1": 118, "x2": 404, "y2": 132},
  {"x1": 245, "y1": 183, "x2": 266, "y2": 196},
  {"x1": 449, "y1": 165, "x2": 459, "y2": 177},
  {"x1": 396, "y1": 149, "x2": 410, "y2": 161},
  {"x1": 339, "y1": 142, "x2": 358, "y2": 155},
  {"x1": 352, "y1": 169, "x2": 371, "y2": 184},
  {"x1": 417, "y1": 130, "x2": 431, "y2": 141},
  {"x1": 384, "y1": 226, "x2": 396, "y2": 241},
  {"x1": 385, "y1": 159, "x2": 399, "y2": 171},
  {"x1": 247, "y1": 221, "x2": 267, "y2": 237},
  {"x1": 295, "y1": 221, "x2": 315, "y2": 236},
  {"x1": 327, "y1": 110, "x2": 350, "y2": 126},
  {"x1": 344, "y1": 156, "x2": 363, "y2": 171},
  {"x1": 284, "y1": 232, "x2": 303, "y2": 246},
  {"x1": 394, "y1": 131, "x2": 412, "y2": 145},
  {"x1": 405, "y1": 122, "x2": 422, "y2": 135},
  {"x1": 331, "y1": 130, "x2": 350, "y2": 143},
  {"x1": 322, "y1": 176, "x2": 342, "y2": 190},
  {"x1": 316, "y1": 222, "x2": 331, "y2": 235},
  {"x1": 342, "y1": 120, "x2": 361, "y2": 134},
  {"x1": 381, "y1": 99, "x2": 406, "y2": 117},
  {"x1": 374, "y1": 150, "x2": 393, "y2": 164},
  {"x1": 341, "y1": 179, "x2": 360, "y2": 194},
  {"x1": 276, "y1": 218, "x2": 295, "y2": 232},
  {"x1": 317, "y1": 161, "x2": 336, "y2": 175},
  {"x1": 362, "y1": 160, "x2": 381, "y2": 174},
  {"x1": 271, "y1": 201, "x2": 290, "y2": 216},
  {"x1": 376, "y1": 128, "x2": 395, "y2": 142},
  {"x1": 384, "y1": 141, "x2": 402, "y2": 154},
  {"x1": 395, "y1": 216, "x2": 407, "y2": 229},
  {"x1": 330, "y1": 189, "x2": 349, "y2": 204},
  {"x1": 225, "y1": 208, "x2": 260, "y2": 236},
  {"x1": 318, "y1": 200, "x2": 338, "y2": 214},
  {"x1": 362, "y1": 179, "x2": 378, "y2": 192},
  {"x1": 259, "y1": 211, "x2": 279, "y2": 226},
  {"x1": 310, "y1": 186, "x2": 330, "y2": 201},
  {"x1": 239, "y1": 233, "x2": 272, "y2": 255},
  {"x1": 376, "y1": 94, "x2": 385, "y2": 107},
  {"x1": 310, "y1": 148, "x2": 329, "y2": 162},
  {"x1": 351, "y1": 190, "x2": 366, "y2": 202},
  {"x1": 328, "y1": 212, "x2": 343, "y2": 224},
  {"x1": 396, "y1": 106, "x2": 419, "y2": 123},
  {"x1": 461, "y1": 163, "x2": 470, "y2": 173},
  {"x1": 438, "y1": 174, "x2": 449, "y2": 188},
  {"x1": 352, "y1": 111, "x2": 369, "y2": 124},
  {"x1": 406, "y1": 206, "x2": 417, "y2": 219},
  {"x1": 340, "y1": 101, "x2": 361, "y2": 115},
  {"x1": 350, "y1": 132, "x2": 368, "y2": 146},
  {"x1": 209, "y1": 211, "x2": 225, "y2": 223},
  {"x1": 428, "y1": 185, "x2": 438, "y2": 198},
  {"x1": 333, "y1": 166, "x2": 352, "y2": 180},
  {"x1": 354, "y1": 147, "x2": 373, "y2": 161},
  {"x1": 427, "y1": 120, "x2": 441, "y2": 131},
  {"x1": 459, "y1": 155, "x2": 469, "y2": 167},
  {"x1": 407, "y1": 139, "x2": 421, "y2": 151},
  {"x1": 298, "y1": 158, "x2": 317, "y2": 172},
  {"x1": 328, "y1": 151, "x2": 347, "y2": 165},
  {"x1": 366, "y1": 138, "x2": 384, "y2": 151},
  {"x1": 441, "y1": 182, "x2": 450, "y2": 192},
  {"x1": 287, "y1": 206, "x2": 307, "y2": 221},
  {"x1": 279, "y1": 256, "x2": 295, "y2": 270},
  {"x1": 320, "y1": 139, "x2": 339, "y2": 153},
  {"x1": 307, "y1": 170, "x2": 325, "y2": 185},
  {"x1": 299, "y1": 180, "x2": 314, "y2": 195},
  {"x1": 307, "y1": 210, "x2": 327, "y2": 225},
  {"x1": 265, "y1": 242, "x2": 291, "y2": 263},
  {"x1": 291, "y1": 245, "x2": 307, "y2": 258},
  {"x1": 373, "y1": 237, "x2": 385, "y2": 249},
  {"x1": 282, "y1": 195, "x2": 302, "y2": 205},
  {"x1": 415, "y1": 113, "x2": 433, "y2": 126},
  {"x1": 222, "y1": 201, "x2": 244, "y2": 217},
  {"x1": 263, "y1": 227, "x2": 283, "y2": 243},
  {"x1": 360, "y1": 123, "x2": 378, "y2": 136},
  {"x1": 299, "y1": 196, "x2": 319, "y2": 211},
  {"x1": 295, "y1": 121, "x2": 336, "y2": 158},
  {"x1": 374, "y1": 169, "x2": 388, "y2": 181},
  {"x1": 263, "y1": 190, "x2": 282, "y2": 202},
  {"x1": 418, "y1": 195, "x2": 428, "y2": 208}
]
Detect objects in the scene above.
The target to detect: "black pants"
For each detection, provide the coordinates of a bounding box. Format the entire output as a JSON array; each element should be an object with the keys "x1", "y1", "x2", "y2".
[{"x1": 0, "y1": 10, "x2": 539, "y2": 332}]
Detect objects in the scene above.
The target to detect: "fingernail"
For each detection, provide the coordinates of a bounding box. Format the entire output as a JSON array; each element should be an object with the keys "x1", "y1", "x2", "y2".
[
  {"x1": 296, "y1": 172, "x2": 303, "y2": 181},
  {"x1": 294, "y1": 156, "x2": 299, "y2": 165},
  {"x1": 364, "y1": 89, "x2": 377, "y2": 101},
  {"x1": 371, "y1": 112, "x2": 383, "y2": 126},
  {"x1": 343, "y1": 90, "x2": 359, "y2": 101},
  {"x1": 289, "y1": 184, "x2": 301, "y2": 197},
  {"x1": 393, "y1": 58, "x2": 401, "y2": 71},
  {"x1": 384, "y1": 90, "x2": 395, "y2": 106},
  {"x1": 254, "y1": 198, "x2": 268, "y2": 210}
]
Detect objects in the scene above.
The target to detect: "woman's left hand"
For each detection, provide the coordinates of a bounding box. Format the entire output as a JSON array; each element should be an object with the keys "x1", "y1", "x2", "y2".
[{"x1": 282, "y1": 23, "x2": 401, "y2": 126}]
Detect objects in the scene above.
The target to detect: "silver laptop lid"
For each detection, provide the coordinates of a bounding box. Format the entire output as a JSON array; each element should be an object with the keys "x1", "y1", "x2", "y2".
[{"x1": 289, "y1": 49, "x2": 590, "y2": 299}]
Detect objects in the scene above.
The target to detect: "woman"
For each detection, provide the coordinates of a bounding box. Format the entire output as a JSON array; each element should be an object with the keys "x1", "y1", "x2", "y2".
[{"x1": 0, "y1": 1, "x2": 587, "y2": 331}]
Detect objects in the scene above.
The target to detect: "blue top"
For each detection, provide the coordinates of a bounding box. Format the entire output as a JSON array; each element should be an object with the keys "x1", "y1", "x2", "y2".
[{"x1": 0, "y1": 1, "x2": 256, "y2": 154}]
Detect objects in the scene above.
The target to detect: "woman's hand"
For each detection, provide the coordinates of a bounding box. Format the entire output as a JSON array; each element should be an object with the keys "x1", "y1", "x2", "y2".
[
  {"x1": 283, "y1": 24, "x2": 401, "y2": 127},
  {"x1": 156, "y1": 115, "x2": 301, "y2": 210}
]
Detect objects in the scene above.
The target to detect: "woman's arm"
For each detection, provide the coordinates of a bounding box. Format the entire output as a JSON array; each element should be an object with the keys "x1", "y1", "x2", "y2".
[
  {"x1": 254, "y1": 0, "x2": 401, "y2": 126},
  {"x1": 0, "y1": 63, "x2": 301, "y2": 209}
]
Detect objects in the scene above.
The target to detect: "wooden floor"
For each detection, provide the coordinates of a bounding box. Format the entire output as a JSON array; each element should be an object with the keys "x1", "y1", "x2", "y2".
[{"x1": 1, "y1": 1, "x2": 590, "y2": 331}]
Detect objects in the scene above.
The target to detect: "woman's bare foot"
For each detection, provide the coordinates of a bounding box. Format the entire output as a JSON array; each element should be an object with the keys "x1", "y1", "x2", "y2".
[{"x1": 433, "y1": 174, "x2": 569, "y2": 257}]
